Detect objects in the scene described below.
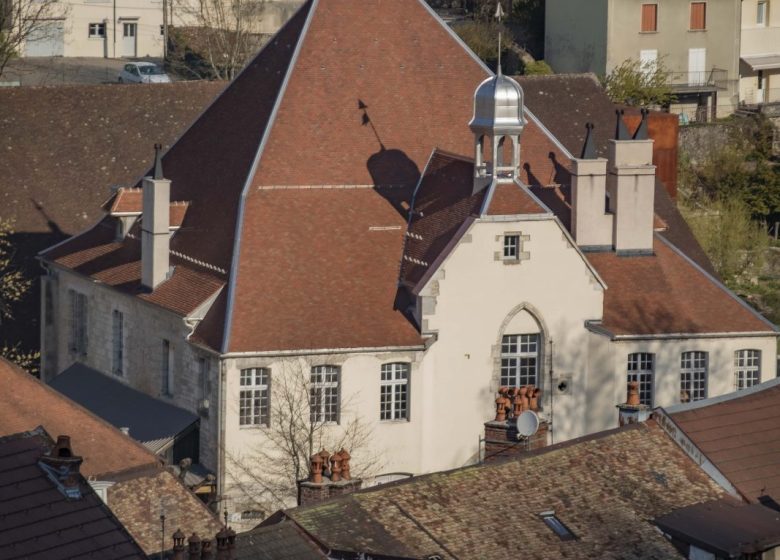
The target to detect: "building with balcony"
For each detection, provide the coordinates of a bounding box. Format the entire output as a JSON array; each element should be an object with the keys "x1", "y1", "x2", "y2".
[
  {"x1": 545, "y1": 0, "x2": 741, "y2": 121},
  {"x1": 740, "y1": 0, "x2": 780, "y2": 111}
]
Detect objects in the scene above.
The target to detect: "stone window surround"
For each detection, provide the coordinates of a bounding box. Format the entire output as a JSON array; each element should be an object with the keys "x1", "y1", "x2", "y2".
[{"x1": 496, "y1": 232, "x2": 530, "y2": 265}]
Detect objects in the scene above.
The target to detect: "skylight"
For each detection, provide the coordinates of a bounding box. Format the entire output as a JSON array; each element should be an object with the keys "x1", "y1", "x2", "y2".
[{"x1": 540, "y1": 511, "x2": 577, "y2": 541}]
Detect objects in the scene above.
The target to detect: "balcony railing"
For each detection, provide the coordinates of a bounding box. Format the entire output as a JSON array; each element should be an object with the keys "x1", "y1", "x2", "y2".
[{"x1": 667, "y1": 68, "x2": 728, "y2": 91}]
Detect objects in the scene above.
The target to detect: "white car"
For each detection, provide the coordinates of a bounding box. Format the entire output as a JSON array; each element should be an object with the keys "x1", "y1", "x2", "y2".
[{"x1": 118, "y1": 62, "x2": 172, "y2": 84}]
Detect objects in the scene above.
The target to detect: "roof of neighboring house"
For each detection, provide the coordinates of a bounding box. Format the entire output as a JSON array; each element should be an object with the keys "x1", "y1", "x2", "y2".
[
  {"x1": 107, "y1": 469, "x2": 222, "y2": 556},
  {"x1": 0, "y1": 81, "x2": 224, "y2": 237},
  {"x1": 49, "y1": 362, "x2": 199, "y2": 453},
  {"x1": 662, "y1": 378, "x2": 780, "y2": 503},
  {"x1": 41, "y1": 0, "x2": 569, "y2": 354},
  {"x1": 587, "y1": 236, "x2": 774, "y2": 336},
  {"x1": 233, "y1": 522, "x2": 328, "y2": 560},
  {"x1": 280, "y1": 421, "x2": 725, "y2": 559},
  {"x1": 0, "y1": 428, "x2": 147, "y2": 560},
  {"x1": 654, "y1": 497, "x2": 780, "y2": 557},
  {"x1": 0, "y1": 357, "x2": 158, "y2": 478}
]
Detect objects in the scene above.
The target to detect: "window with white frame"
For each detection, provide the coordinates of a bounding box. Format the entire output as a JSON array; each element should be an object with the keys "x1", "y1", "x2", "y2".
[
  {"x1": 380, "y1": 363, "x2": 409, "y2": 421},
  {"x1": 627, "y1": 353, "x2": 654, "y2": 406},
  {"x1": 680, "y1": 351, "x2": 707, "y2": 403},
  {"x1": 112, "y1": 310, "x2": 124, "y2": 376},
  {"x1": 88, "y1": 23, "x2": 106, "y2": 38},
  {"x1": 239, "y1": 368, "x2": 270, "y2": 426},
  {"x1": 758, "y1": 1, "x2": 768, "y2": 25},
  {"x1": 735, "y1": 349, "x2": 761, "y2": 390},
  {"x1": 310, "y1": 365, "x2": 340, "y2": 423},
  {"x1": 501, "y1": 334, "x2": 539, "y2": 387},
  {"x1": 503, "y1": 235, "x2": 520, "y2": 260},
  {"x1": 161, "y1": 339, "x2": 174, "y2": 396},
  {"x1": 68, "y1": 289, "x2": 88, "y2": 356}
]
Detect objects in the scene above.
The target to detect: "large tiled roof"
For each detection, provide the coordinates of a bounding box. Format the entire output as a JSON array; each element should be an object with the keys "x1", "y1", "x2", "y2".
[
  {"x1": 234, "y1": 522, "x2": 327, "y2": 559},
  {"x1": 0, "y1": 358, "x2": 158, "y2": 478},
  {"x1": 282, "y1": 422, "x2": 725, "y2": 559},
  {"x1": 587, "y1": 236, "x2": 774, "y2": 336},
  {"x1": 663, "y1": 379, "x2": 780, "y2": 502},
  {"x1": 0, "y1": 428, "x2": 147, "y2": 560},
  {"x1": 0, "y1": 82, "x2": 223, "y2": 237}
]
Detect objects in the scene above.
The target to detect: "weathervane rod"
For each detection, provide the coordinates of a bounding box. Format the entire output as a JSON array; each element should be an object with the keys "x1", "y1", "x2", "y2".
[{"x1": 495, "y1": 1, "x2": 505, "y2": 76}]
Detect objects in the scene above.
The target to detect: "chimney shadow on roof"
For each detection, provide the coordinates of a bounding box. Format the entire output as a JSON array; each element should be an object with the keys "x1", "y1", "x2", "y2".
[{"x1": 548, "y1": 152, "x2": 571, "y2": 186}]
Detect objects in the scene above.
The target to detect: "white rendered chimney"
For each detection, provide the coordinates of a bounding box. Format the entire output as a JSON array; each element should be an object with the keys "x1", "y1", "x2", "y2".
[
  {"x1": 606, "y1": 138, "x2": 656, "y2": 254},
  {"x1": 141, "y1": 144, "x2": 170, "y2": 290},
  {"x1": 571, "y1": 156, "x2": 612, "y2": 249}
]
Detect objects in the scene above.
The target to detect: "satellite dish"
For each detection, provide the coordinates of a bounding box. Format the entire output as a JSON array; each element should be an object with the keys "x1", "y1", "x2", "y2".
[{"x1": 516, "y1": 410, "x2": 540, "y2": 437}]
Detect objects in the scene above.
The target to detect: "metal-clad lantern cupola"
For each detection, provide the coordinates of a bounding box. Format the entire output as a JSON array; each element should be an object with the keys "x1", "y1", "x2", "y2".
[{"x1": 468, "y1": 66, "x2": 527, "y2": 192}]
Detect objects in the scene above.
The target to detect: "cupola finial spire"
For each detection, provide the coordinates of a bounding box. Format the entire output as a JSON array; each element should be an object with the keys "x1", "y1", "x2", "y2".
[{"x1": 495, "y1": 1, "x2": 505, "y2": 76}]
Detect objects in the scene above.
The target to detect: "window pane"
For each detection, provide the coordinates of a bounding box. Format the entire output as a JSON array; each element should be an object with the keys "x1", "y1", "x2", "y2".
[
  {"x1": 380, "y1": 363, "x2": 410, "y2": 420},
  {"x1": 680, "y1": 351, "x2": 707, "y2": 402},
  {"x1": 500, "y1": 334, "x2": 539, "y2": 388},
  {"x1": 311, "y1": 365, "x2": 340, "y2": 423},
  {"x1": 735, "y1": 350, "x2": 761, "y2": 390},
  {"x1": 627, "y1": 353, "x2": 654, "y2": 406}
]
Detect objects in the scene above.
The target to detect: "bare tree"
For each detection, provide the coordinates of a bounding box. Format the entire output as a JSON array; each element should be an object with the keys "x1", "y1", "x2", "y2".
[
  {"x1": 170, "y1": 0, "x2": 267, "y2": 80},
  {"x1": 225, "y1": 356, "x2": 382, "y2": 516},
  {"x1": 0, "y1": 0, "x2": 65, "y2": 79}
]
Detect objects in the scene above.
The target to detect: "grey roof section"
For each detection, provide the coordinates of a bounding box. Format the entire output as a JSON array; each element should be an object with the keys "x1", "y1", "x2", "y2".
[
  {"x1": 234, "y1": 522, "x2": 327, "y2": 560},
  {"x1": 50, "y1": 362, "x2": 198, "y2": 447}
]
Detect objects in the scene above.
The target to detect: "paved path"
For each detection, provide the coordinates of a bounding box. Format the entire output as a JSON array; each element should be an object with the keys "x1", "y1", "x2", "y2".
[{"x1": 1, "y1": 57, "x2": 164, "y2": 87}]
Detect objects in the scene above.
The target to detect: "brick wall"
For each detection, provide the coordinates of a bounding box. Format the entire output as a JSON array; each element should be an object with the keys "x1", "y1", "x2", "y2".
[{"x1": 483, "y1": 420, "x2": 549, "y2": 462}]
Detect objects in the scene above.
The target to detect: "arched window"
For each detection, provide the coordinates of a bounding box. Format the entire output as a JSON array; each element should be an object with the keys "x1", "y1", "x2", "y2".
[
  {"x1": 735, "y1": 349, "x2": 761, "y2": 390},
  {"x1": 680, "y1": 351, "x2": 707, "y2": 403}
]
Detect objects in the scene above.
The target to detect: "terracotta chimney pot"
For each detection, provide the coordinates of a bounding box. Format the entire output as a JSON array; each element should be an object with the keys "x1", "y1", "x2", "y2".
[
  {"x1": 495, "y1": 394, "x2": 507, "y2": 422},
  {"x1": 310, "y1": 453, "x2": 324, "y2": 484},
  {"x1": 215, "y1": 527, "x2": 230, "y2": 560},
  {"x1": 519, "y1": 386, "x2": 529, "y2": 412},
  {"x1": 627, "y1": 381, "x2": 640, "y2": 406},
  {"x1": 188, "y1": 533, "x2": 202, "y2": 560},
  {"x1": 528, "y1": 387, "x2": 540, "y2": 412},
  {"x1": 512, "y1": 388, "x2": 522, "y2": 418},
  {"x1": 201, "y1": 539, "x2": 213, "y2": 560},
  {"x1": 339, "y1": 448, "x2": 352, "y2": 480},
  {"x1": 330, "y1": 452, "x2": 343, "y2": 482}
]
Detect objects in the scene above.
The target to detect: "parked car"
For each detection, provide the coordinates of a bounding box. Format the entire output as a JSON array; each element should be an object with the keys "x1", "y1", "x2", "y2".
[{"x1": 118, "y1": 62, "x2": 172, "y2": 84}]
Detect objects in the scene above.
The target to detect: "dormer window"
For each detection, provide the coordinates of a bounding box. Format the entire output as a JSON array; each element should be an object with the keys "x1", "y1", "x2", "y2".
[
  {"x1": 503, "y1": 235, "x2": 519, "y2": 260},
  {"x1": 540, "y1": 511, "x2": 577, "y2": 541}
]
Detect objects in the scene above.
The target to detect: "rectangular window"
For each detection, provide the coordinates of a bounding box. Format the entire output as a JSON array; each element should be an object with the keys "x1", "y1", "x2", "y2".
[
  {"x1": 198, "y1": 357, "x2": 211, "y2": 398},
  {"x1": 161, "y1": 339, "x2": 173, "y2": 396},
  {"x1": 690, "y1": 2, "x2": 706, "y2": 30},
  {"x1": 758, "y1": 1, "x2": 768, "y2": 25},
  {"x1": 68, "y1": 290, "x2": 88, "y2": 356},
  {"x1": 380, "y1": 363, "x2": 409, "y2": 421},
  {"x1": 627, "y1": 353, "x2": 654, "y2": 406},
  {"x1": 735, "y1": 349, "x2": 761, "y2": 390},
  {"x1": 88, "y1": 22, "x2": 105, "y2": 38},
  {"x1": 310, "y1": 365, "x2": 340, "y2": 423},
  {"x1": 239, "y1": 368, "x2": 270, "y2": 426},
  {"x1": 503, "y1": 235, "x2": 519, "y2": 260},
  {"x1": 540, "y1": 511, "x2": 577, "y2": 541},
  {"x1": 680, "y1": 351, "x2": 707, "y2": 403},
  {"x1": 501, "y1": 334, "x2": 539, "y2": 387},
  {"x1": 112, "y1": 310, "x2": 124, "y2": 376},
  {"x1": 641, "y1": 4, "x2": 658, "y2": 32}
]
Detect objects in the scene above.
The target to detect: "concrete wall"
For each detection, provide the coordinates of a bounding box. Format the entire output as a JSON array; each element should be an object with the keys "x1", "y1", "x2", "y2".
[
  {"x1": 545, "y1": 0, "x2": 608, "y2": 74},
  {"x1": 41, "y1": 264, "x2": 220, "y2": 471}
]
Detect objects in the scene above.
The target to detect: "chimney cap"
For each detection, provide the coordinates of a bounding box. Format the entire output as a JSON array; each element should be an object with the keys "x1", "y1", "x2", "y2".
[
  {"x1": 580, "y1": 122, "x2": 597, "y2": 159},
  {"x1": 615, "y1": 110, "x2": 631, "y2": 140},
  {"x1": 633, "y1": 108, "x2": 650, "y2": 140},
  {"x1": 153, "y1": 143, "x2": 164, "y2": 180}
]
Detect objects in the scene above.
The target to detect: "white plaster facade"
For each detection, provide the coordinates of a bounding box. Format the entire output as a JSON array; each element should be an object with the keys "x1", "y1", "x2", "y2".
[{"x1": 740, "y1": 0, "x2": 780, "y2": 105}]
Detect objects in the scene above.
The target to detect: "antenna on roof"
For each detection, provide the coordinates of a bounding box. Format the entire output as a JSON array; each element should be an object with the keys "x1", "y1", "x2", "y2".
[
  {"x1": 495, "y1": 1, "x2": 505, "y2": 76},
  {"x1": 153, "y1": 143, "x2": 164, "y2": 180},
  {"x1": 580, "y1": 122, "x2": 596, "y2": 159}
]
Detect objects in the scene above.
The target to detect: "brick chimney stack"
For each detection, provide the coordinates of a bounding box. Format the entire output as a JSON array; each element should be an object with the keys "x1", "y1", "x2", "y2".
[
  {"x1": 38, "y1": 435, "x2": 84, "y2": 500},
  {"x1": 298, "y1": 448, "x2": 362, "y2": 506},
  {"x1": 484, "y1": 386, "x2": 549, "y2": 461}
]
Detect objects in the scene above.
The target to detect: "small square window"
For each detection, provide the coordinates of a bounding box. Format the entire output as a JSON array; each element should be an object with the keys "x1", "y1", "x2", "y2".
[
  {"x1": 540, "y1": 512, "x2": 577, "y2": 541},
  {"x1": 88, "y1": 23, "x2": 106, "y2": 38},
  {"x1": 503, "y1": 235, "x2": 519, "y2": 260}
]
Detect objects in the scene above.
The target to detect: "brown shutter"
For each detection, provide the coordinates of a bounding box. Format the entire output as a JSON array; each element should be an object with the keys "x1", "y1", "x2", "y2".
[
  {"x1": 690, "y1": 2, "x2": 706, "y2": 30},
  {"x1": 641, "y1": 4, "x2": 657, "y2": 32}
]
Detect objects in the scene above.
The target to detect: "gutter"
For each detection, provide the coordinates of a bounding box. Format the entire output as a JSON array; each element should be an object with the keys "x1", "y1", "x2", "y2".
[
  {"x1": 221, "y1": 345, "x2": 426, "y2": 359},
  {"x1": 586, "y1": 320, "x2": 779, "y2": 341}
]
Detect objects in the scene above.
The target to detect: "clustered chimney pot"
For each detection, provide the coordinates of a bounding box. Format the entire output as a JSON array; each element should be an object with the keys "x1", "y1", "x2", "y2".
[
  {"x1": 493, "y1": 385, "x2": 542, "y2": 423},
  {"x1": 340, "y1": 449, "x2": 352, "y2": 480},
  {"x1": 173, "y1": 528, "x2": 231, "y2": 560},
  {"x1": 627, "y1": 381, "x2": 640, "y2": 406}
]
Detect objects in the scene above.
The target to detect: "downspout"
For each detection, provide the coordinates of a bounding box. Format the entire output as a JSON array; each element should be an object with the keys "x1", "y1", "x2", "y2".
[
  {"x1": 217, "y1": 357, "x2": 227, "y2": 513},
  {"x1": 548, "y1": 338, "x2": 554, "y2": 444}
]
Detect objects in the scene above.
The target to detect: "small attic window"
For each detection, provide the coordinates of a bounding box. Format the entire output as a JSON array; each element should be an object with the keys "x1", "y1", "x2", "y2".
[{"x1": 540, "y1": 511, "x2": 577, "y2": 541}]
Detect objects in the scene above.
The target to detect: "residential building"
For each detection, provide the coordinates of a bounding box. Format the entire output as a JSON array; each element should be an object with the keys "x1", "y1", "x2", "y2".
[
  {"x1": 0, "y1": 357, "x2": 222, "y2": 557},
  {"x1": 545, "y1": 0, "x2": 742, "y2": 121},
  {"x1": 40, "y1": 0, "x2": 777, "y2": 521},
  {"x1": 257, "y1": 422, "x2": 730, "y2": 558},
  {"x1": 740, "y1": 0, "x2": 780, "y2": 107}
]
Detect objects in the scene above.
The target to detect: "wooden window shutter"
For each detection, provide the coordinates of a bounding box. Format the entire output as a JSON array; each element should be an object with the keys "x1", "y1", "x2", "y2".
[
  {"x1": 690, "y1": 2, "x2": 706, "y2": 30},
  {"x1": 641, "y1": 4, "x2": 657, "y2": 32}
]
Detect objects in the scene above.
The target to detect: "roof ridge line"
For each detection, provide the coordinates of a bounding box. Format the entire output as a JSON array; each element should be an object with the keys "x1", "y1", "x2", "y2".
[
  {"x1": 222, "y1": 0, "x2": 319, "y2": 354},
  {"x1": 255, "y1": 183, "x2": 413, "y2": 190}
]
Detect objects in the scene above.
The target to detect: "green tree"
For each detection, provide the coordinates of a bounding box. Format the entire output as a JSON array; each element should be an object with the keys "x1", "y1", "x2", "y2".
[
  {"x1": 522, "y1": 60, "x2": 553, "y2": 75},
  {"x1": 0, "y1": 220, "x2": 38, "y2": 374},
  {"x1": 453, "y1": 20, "x2": 510, "y2": 66},
  {"x1": 602, "y1": 57, "x2": 676, "y2": 108}
]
